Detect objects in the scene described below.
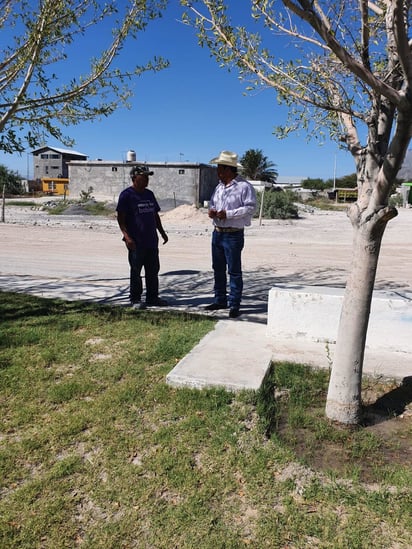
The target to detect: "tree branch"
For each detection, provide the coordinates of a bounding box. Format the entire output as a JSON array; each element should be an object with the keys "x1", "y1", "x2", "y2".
[
  {"x1": 282, "y1": 0, "x2": 403, "y2": 105},
  {"x1": 360, "y1": 0, "x2": 371, "y2": 70},
  {"x1": 392, "y1": 0, "x2": 412, "y2": 87}
]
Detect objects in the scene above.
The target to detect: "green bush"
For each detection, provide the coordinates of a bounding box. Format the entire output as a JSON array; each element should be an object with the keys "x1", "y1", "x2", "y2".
[
  {"x1": 42, "y1": 199, "x2": 115, "y2": 217},
  {"x1": 79, "y1": 186, "x2": 94, "y2": 202},
  {"x1": 0, "y1": 164, "x2": 24, "y2": 195},
  {"x1": 301, "y1": 177, "x2": 329, "y2": 191},
  {"x1": 389, "y1": 192, "x2": 403, "y2": 207},
  {"x1": 255, "y1": 188, "x2": 299, "y2": 219}
]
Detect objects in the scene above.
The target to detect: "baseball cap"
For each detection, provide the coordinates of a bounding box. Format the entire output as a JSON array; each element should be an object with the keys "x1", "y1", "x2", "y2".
[{"x1": 130, "y1": 165, "x2": 154, "y2": 177}]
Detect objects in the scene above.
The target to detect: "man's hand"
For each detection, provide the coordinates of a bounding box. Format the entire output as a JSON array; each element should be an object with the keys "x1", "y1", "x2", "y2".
[{"x1": 123, "y1": 235, "x2": 136, "y2": 250}]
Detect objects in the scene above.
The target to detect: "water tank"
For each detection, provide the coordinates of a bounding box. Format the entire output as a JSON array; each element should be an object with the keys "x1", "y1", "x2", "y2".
[{"x1": 126, "y1": 150, "x2": 136, "y2": 162}]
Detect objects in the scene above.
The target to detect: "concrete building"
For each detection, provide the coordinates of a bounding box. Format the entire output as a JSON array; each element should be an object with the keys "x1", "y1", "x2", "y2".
[
  {"x1": 32, "y1": 146, "x2": 88, "y2": 181},
  {"x1": 276, "y1": 176, "x2": 304, "y2": 188},
  {"x1": 67, "y1": 159, "x2": 218, "y2": 206}
]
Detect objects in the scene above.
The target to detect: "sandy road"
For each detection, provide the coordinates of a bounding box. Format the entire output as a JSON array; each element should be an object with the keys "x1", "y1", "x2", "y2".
[{"x1": 0, "y1": 204, "x2": 411, "y2": 317}]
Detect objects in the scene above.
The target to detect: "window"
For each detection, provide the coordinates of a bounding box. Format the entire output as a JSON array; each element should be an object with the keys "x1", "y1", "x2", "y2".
[
  {"x1": 112, "y1": 166, "x2": 118, "y2": 172},
  {"x1": 41, "y1": 154, "x2": 49, "y2": 159},
  {"x1": 50, "y1": 154, "x2": 59, "y2": 159},
  {"x1": 48, "y1": 181, "x2": 56, "y2": 191},
  {"x1": 179, "y1": 169, "x2": 185, "y2": 175}
]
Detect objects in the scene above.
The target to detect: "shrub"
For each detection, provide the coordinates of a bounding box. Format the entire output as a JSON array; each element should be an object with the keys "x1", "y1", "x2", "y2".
[
  {"x1": 389, "y1": 192, "x2": 404, "y2": 207},
  {"x1": 255, "y1": 188, "x2": 299, "y2": 219},
  {"x1": 79, "y1": 186, "x2": 94, "y2": 202},
  {"x1": 0, "y1": 164, "x2": 24, "y2": 195}
]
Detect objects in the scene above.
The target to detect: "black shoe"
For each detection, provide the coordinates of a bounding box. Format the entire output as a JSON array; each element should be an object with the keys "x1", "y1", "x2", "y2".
[
  {"x1": 146, "y1": 298, "x2": 168, "y2": 307},
  {"x1": 229, "y1": 308, "x2": 241, "y2": 318},
  {"x1": 131, "y1": 301, "x2": 146, "y2": 310},
  {"x1": 204, "y1": 302, "x2": 228, "y2": 311}
]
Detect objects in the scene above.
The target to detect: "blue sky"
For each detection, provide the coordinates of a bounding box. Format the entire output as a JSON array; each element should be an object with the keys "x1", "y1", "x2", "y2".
[{"x1": 0, "y1": 2, "x2": 355, "y2": 181}]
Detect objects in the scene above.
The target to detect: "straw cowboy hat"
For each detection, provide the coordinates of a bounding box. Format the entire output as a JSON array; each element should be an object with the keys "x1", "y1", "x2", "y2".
[{"x1": 209, "y1": 150, "x2": 243, "y2": 169}]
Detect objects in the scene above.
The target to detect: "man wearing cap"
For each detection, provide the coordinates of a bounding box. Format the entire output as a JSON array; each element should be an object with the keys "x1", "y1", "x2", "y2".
[
  {"x1": 116, "y1": 165, "x2": 168, "y2": 309},
  {"x1": 205, "y1": 151, "x2": 256, "y2": 318}
]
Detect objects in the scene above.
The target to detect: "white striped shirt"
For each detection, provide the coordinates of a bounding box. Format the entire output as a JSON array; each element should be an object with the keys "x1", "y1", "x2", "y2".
[{"x1": 210, "y1": 175, "x2": 256, "y2": 229}]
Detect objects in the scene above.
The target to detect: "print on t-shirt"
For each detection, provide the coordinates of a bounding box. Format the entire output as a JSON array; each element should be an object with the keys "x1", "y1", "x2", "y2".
[{"x1": 137, "y1": 200, "x2": 156, "y2": 215}]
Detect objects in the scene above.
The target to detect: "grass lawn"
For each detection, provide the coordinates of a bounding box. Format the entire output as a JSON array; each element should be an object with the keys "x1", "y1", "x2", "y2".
[{"x1": 1, "y1": 291, "x2": 411, "y2": 548}]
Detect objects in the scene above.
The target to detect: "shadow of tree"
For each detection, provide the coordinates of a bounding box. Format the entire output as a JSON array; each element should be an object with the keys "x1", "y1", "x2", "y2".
[
  {"x1": 1, "y1": 267, "x2": 410, "y2": 323},
  {"x1": 363, "y1": 376, "x2": 412, "y2": 425}
]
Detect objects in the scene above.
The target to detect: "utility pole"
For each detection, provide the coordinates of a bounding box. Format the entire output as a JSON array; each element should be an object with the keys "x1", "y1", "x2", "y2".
[{"x1": 1, "y1": 185, "x2": 5, "y2": 222}]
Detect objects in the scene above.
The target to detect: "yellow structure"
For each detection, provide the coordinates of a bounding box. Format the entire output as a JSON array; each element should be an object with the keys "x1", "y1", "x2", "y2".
[
  {"x1": 41, "y1": 177, "x2": 69, "y2": 196},
  {"x1": 336, "y1": 187, "x2": 357, "y2": 201}
]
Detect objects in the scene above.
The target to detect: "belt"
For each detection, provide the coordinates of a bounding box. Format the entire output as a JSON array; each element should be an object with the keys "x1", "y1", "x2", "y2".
[{"x1": 214, "y1": 226, "x2": 244, "y2": 233}]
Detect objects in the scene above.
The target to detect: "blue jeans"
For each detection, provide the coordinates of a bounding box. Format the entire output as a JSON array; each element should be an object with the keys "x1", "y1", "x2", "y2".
[
  {"x1": 128, "y1": 248, "x2": 160, "y2": 303},
  {"x1": 211, "y1": 230, "x2": 244, "y2": 308}
]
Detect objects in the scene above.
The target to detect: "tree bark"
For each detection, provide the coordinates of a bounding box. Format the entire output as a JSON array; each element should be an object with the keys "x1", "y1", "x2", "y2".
[{"x1": 325, "y1": 206, "x2": 395, "y2": 424}]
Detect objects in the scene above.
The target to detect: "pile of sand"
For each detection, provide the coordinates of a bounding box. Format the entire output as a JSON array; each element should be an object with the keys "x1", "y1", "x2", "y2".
[
  {"x1": 160, "y1": 204, "x2": 209, "y2": 225},
  {"x1": 3, "y1": 201, "x2": 211, "y2": 231}
]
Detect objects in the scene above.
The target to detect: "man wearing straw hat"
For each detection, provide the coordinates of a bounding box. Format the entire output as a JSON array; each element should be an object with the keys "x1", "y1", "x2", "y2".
[{"x1": 205, "y1": 150, "x2": 256, "y2": 318}]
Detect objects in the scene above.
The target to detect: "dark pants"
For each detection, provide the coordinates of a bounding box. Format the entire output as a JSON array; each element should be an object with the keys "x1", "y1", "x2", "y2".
[
  {"x1": 128, "y1": 248, "x2": 160, "y2": 303},
  {"x1": 211, "y1": 229, "x2": 244, "y2": 308}
]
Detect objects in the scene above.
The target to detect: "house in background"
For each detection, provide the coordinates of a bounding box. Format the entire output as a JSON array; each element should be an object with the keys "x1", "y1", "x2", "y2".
[
  {"x1": 32, "y1": 146, "x2": 88, "y2": 197},
  {"x1": 41, "y1": 177, "x2": 69, "y2": 196},
  {"x1": 28, "y1": 145, "x2": 412, "y2": 204},
  {"x1": 32, "y1": 146, "x2": 88, "y2": 180},
  {"x1": 68, "y1": 157, "x2": 218, "y2": 207}
]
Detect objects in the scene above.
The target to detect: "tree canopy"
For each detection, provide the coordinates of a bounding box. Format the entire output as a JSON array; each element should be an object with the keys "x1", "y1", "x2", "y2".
[
  {"x1": 0, "y1": 0, "x2": 168, "y2": 154},
  {"x1": 240, "y1": 148, "x2": 278, "y2": 182},
  {"x1": 301, "y1": 177, "x2": 328, "y2": 191},
  {"x1": 183, "y1": 2, "x2": 412, "y2": 177}
]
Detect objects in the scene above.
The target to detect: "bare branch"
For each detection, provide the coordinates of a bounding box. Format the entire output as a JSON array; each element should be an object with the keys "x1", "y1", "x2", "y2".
[
  {"x1": 0, "y1": 1, "x2": 168, "y2": 152},
  {"x1": 282, "y1": 0, "x2": 403, "y2": 105},
  {"x1": 368, "y1": 1, "x2": 384, "y2": 16},
  {"x1": 189, "y1": 4, "x2": 362, "y2": 119},
  {"x1": 392, "y1": 0, "x2": 412, "y2": 86},
  {"x1": 360, "y1": 0, "x2": 371, "y2": 70},
  {"x1": 254, "y1": 3, "x2": 330, "y2": 52}
]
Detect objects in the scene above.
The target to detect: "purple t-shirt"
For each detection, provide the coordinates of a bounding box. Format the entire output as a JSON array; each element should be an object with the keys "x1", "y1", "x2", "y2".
[{"x1": 116, "y1": 187, "x2": 160, "y2": 249}]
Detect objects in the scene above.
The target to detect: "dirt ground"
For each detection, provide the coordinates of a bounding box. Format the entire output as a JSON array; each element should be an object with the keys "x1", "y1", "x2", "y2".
[
  {"x1": 1, "y1": 200, "x2": 412, "y2": 477},
  {"x1": 1, "y1": 201, "x2": 412, "y2": 295}
]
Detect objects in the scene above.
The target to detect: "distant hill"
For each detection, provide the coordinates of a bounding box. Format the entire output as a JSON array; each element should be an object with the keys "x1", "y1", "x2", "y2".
[{"x1": 399, "y1": 149, "x2": 412, "y2": 181}]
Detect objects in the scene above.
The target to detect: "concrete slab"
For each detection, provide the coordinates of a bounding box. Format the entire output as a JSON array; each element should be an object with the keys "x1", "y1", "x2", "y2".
[
  {"x1": 166, "y1": 320, "x2": 273, "y2": 391},
  {"x1": 269, "y1": 338, "x2": 412, "y2": 380},
  {"x1": 267, "y1": 286, "x2": 412, "y2": 353},
  {"x1": 167, "y1": 317, "x2": 412, "y2": 392}
]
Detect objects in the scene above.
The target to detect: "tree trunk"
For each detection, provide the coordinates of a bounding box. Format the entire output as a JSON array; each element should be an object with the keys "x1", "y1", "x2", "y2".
[{"x1": 325, "y1": 208, "x2": 393, "y2": 424}]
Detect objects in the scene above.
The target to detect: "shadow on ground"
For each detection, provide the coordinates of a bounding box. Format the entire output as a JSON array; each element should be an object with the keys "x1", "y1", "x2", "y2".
[
  {"x1": 363, "y1": 376, "x2": 412, "y2": 424},
  {"x1": 1, "y1": 266, "x2": 411, "y2": 325}
]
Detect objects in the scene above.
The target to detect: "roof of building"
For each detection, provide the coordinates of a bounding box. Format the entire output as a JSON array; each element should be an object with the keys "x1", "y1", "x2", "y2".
[
  {"x1": 32, "y1": 146, "x2": 88, "y2": 158},
  {"x1": 276, "y1": 176, "x2": 304, "y2": 186},
  {"x1": 67, "y1": 160, "x2": 212, "y2": 168}
]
